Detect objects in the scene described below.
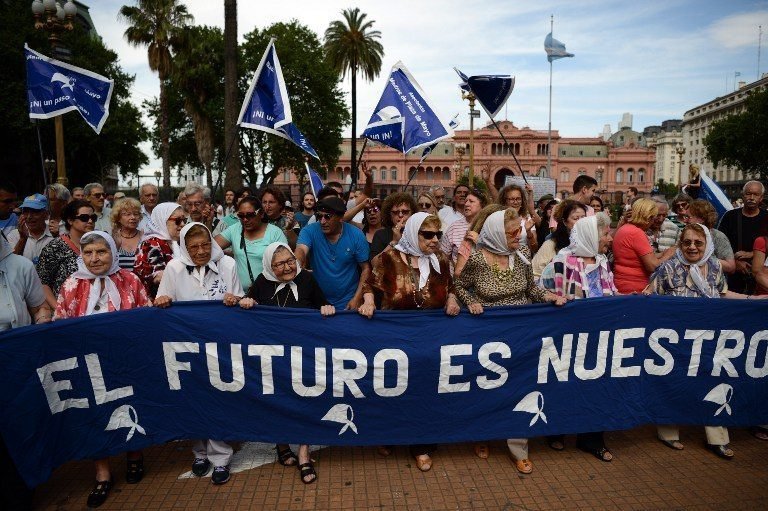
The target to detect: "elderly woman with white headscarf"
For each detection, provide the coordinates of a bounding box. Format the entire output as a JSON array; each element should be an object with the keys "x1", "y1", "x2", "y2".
[
  {"x1": 133, "y1": 202, "x2": 187, "y2": 298},
  {"x1": 359, "y1": 212, "x2": 460, "y2": 473},
  {"x1": 236, "y1": 242, "x2": 334, "y2": 484},
  {"x1": 647, "y1": 223, "x2": 765, "y2": 459},
  {"x1": 540, "y1": 213, "x2": 617, "y2": 461},
  {"x1": 154, "y1": 222, "x2": 242, "y2": 485},
  {"x1": 54, "y1": 230, "x2": 150, "y2": 508},
  {"x1": 454, "y1": 208, "x2": 565, "y2": 475}
]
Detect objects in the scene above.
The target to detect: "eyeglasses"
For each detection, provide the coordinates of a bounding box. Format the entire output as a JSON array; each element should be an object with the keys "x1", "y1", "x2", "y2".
[
  {"x1": 418, "y1": 230, "x2": 442, "y2": 240},
  {"x1": 74, "y1": 214, "x2": 98, "y2": 223},
  {"x1": 272, "y1": 257, "x2": 297, "y2": 270},
  {"x1": 315, "y1": 212, "x2": 334, "y2": 221},
  {"x1": 237, "y1": 211, "x2": 259, "y2": 220},
  {"x1": 681, "y1": 239, "x2": 705, "y2": 247},
  {"x1": 673, "y1": 202, "x2": 688, "y2": 211},
  {"x1": 187, "y1": 242, "x2": 212, "y2": 253},
  {"x1": 418, "y1": 202, "x2": 434, "y2": 209},
  {"x1": 506, "y1": 228, "x2": 522, "y2": 238},
  {"x1": 366, "y1": 207, "x2": 380, "y2": 213},
  {"x1": 187, "y1": 201, "x2": 205, "y2": 209},
  {"x1": 90, "y1": 192, "x2": 105, "y2": 198},
  {"x1": 168, "y1": 216, "x2": 187, "y2": 226},
  {"x1": 391, "y1": 208, "x2": 411, "y2": 216},
  {"x1": 507, "y1": 197, "x2": 523, "y2": 203}
]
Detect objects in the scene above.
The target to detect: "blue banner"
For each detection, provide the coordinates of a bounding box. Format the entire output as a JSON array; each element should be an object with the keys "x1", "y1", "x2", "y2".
[
  {"x1": 544, "y1": 33, "x2": 575, "y2": 62},
  {"x1": 698, "y1": 170, "x2": 733, "y2": 220},
  {"x1": 454, "y1": 68, "x2": 515, "y2": 118},
  {"x1": 305, "y1": 162, "x2": 324, "y2": 198},
  {"x1": 25, "y1": 44, "x2": 114, "y2": 134},
  {"x1": 1, "y1": 296, "x2": 767, "y2": 486},
  {"x1": 362, "y1": 61, "x2": 454, "y2": 153},
  {"x1": 237, "y1": 39, "x2": 319, "y2": 159}
]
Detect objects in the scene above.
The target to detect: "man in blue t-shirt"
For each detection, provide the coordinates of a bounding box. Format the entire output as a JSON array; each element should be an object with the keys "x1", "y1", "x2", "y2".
[{"x1": 296, "y1": 196, "x2": 370, "y2": 309}]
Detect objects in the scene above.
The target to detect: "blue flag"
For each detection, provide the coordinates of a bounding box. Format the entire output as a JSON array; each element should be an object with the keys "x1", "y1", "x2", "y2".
[
  {"x1": 697, "y1": 170, "x2": 733, "y2": 220},
  {"x1": 454, "y1": 68, "x2": 515, "y2": 118},
  {"x1": 544, "y1": 33, "x2": 575, "y2": 62},
  {"x1": 25, "y1": 44, "x2": 114, "y2": 134},
  {"x1": 362, "y1": 61, "x2": 454, "y2": 153},
  {"x1": 305, "y1": 162, "x2": 323, "y2": 198},
  {"x1": 237, "y1": 39, "x2": 319, "y2": 159},
  {"x1": 419, "y1": 114, "x2": 459, "y2": 165}
]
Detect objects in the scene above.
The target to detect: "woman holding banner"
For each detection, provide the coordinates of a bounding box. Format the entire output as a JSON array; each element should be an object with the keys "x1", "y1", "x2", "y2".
[
  {"x1": 647, "y1": 223, "x2": 765, "y2": 459},
  {"x1": 133, "y1": 202, "x2": 187, "y2": 298},
  {"x1": 359, "y1": 212, "x2": 460, "y2": 472},
  {"x1": 539, "y1": 213, "x2": 617, "y2": 461},
  {"x1": 237, "y1": 241, "x2": 334, "y2": 484},
  {"x1": 454, "y1": 208, "x2": 566, "y2": 473},
  {"x1": 54, "y1": 231, "x2": 150, "y2": 508}
]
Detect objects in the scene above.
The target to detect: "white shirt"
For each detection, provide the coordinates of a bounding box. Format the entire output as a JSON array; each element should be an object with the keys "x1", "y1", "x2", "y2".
[
  {"x1": 157, "y1": 255, "x2": 243, "y2": 301},
  {"x1": 0, "y1": 254, "x2": 45, "y2": 332},
  {"x1": 138, "y1": 205, "x2": 153, "y2": 231},
  {"x1": 6, "y1": 228, "x2": 54, "y2": 265},
  {"x1": 438, "y1": 207, "x2": 464, "y2": 229},
  {"x1": 95, "y1": 208, "x2": 112, "y2": 232}
]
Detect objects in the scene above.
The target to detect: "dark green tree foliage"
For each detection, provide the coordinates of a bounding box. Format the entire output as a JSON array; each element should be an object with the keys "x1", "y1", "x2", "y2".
[
  {"x1": 704, "y1": 88, "x2": 768, "y2": 181},
  {"x1": 0, "y1": 0, "x2": 147, "y2": 191}
]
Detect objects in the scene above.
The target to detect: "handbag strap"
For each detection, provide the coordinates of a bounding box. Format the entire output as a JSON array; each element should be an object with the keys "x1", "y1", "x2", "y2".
[{"x1": 240, "y1": 227, "x2": 256, "y2": 286}]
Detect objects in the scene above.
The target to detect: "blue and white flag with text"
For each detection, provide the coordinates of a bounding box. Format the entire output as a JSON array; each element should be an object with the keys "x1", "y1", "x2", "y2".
[
  {"x1": 238, "y1": 39, "x2": 319, "y2": 159},
  {"x1": 454, "y1": 68, "x2": 515, "y2": 118},
  {"x1": 544, "y1": 33, "x2": 575, "y2": 62},
  {"x1": 698, "y1": 170, "x2": 733, "y2": 219},
  {"x1": 25, "y1": 44, "x2": 114, "y2": 134},
  {"x1": 305, "y1": 162, "x2": 324, "y2": 198},
  {"x1": 420, "y1": 114, "x2": 459, "y2": 165},
  {"x1": 362, "y1": 62, "x2": 454, "y2": 154}
]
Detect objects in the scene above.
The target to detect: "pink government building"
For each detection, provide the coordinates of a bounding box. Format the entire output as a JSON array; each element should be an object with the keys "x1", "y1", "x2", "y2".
[{"x1": 279, "y1": 120, "x2": 656, "y2": 203}]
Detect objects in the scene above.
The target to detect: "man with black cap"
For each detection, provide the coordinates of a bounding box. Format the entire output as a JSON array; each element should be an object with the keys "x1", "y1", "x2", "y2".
[{"x1": 295, "y1": 196, "x2": 370, "y2": 309}]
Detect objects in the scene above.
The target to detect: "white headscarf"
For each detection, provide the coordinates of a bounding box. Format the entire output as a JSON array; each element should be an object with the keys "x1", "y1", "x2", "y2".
[
  {"x1": 178, "y1": 222, "x2": 224, "y2": 286},
  {"x1": 477, "y1": 210, "x2": 530, "y2": 270},
  {"x1": 676, "y1": 223, "x2": 717, "y2": 298},
  {"x1": 142, "y1": 202, "x2": 183, "y2": 257},
  {"x1": 567, "y1": 216, "x2": 609, "y2": 274},
  {"x1": 261, "y1": 242, "x2": 303, "y2": 300},
  {"x1": 71, "y1": 230, "x2": 122, "y2": 315},
  {"x1": 394, "y1": 212, "x2": 441, "y2": 290}
]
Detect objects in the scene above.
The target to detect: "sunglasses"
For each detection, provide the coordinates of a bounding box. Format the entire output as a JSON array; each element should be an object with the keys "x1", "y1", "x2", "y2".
[
  {"x1": 419, "y1": 230, "x2": 442, "y2": 240},
  {"x1": 237, "y1": 211, "x2": 259, "y2": 220},
  {"x1": 391, "y1": 209, "x2": 411, "y2": 216},
  {"x1": 90, "y1": 192, "x2": 105, "y2": 198},
  {"x1": 418, "y1": 202, "x2": 434, "y2": 209},
  {"x1": 366, "y1": 206, "x2": 381, "y2": 213},
  {"x1": 168, "y1": 216, "x2": 187, "y2": 226},
  {"x1": 681, "y1": 239, "x2": 705, "y2": 247},
  {"x1": 315, "y1": 212, "x2": 335, "y2": 221},
  {"x1": 73, "y1": 213, "x2": 98, "y2": 223}
]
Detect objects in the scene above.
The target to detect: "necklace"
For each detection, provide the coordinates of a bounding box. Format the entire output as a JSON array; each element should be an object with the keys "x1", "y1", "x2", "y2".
[
  {"x1": 407, "y1": 257, "x2": 428, "y2": 308},
  {"x1": 275, "y1": 283, "x2": 291, "y2": 307},
  {"x1": 323, "y1": 224, "x2": 343, "y2": 262},
  {"x1": 119, "y1": 228, "x2": 138, "y2": 239}
]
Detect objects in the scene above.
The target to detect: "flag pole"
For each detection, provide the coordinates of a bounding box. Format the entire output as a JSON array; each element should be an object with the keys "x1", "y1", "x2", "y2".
[
  {"x1": 487, "y1": 117, "x2": 528, "y2": 184},
  {"x1": 547, "y1": 15, "x2": 554, "y2": 180}
]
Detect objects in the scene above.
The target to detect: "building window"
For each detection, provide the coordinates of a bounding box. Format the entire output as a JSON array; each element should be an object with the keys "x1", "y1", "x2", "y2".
[
  {"x1": 380, "y1": 169, "x2": 387, "y2": 181},
  {"x1": 391, "y1": 168, "x2": 398, "y2": 181},
  {"x1": 627, "y1": 169, "x2": 634, "y2": 183},
  {"x1": 283, "y1": 170, "x2": 290, "y2": 182},
  {"x1": 638, "y1": 169, "x2": 645, "y2": 183},
  {"x1": 561, "y1": 150, "x2": 566, "y2": 156},
  {"x1": 616, "y1": 169, "x2": 624, "y2": 183},
  {"x1": 597, "y1": 151, "x2": 601, "y2": 156}
]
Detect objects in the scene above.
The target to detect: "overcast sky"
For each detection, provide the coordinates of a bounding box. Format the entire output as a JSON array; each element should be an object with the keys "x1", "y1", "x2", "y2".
[{"x1": 95, "y1": 0, "x2": 768, "y2": 174}]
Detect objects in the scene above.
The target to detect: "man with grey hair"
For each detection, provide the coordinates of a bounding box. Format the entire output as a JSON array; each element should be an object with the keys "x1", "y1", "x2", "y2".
[
  {"x1": 71, "y1": 186, "x2": 85, "y2": 200},
  {"x1": 429, "y1": 185, "x2": 448, "y2": 212},
  {"x1": 45, "y1": 183, "x2": 70, "y2": 236},
  {"x1": 138, "y1": 183, "x2": 159, "y2": 230},
  {"x1": 647, "y1": 196, "x2": 679, "y2": 253},
  {"x1": 717, "y1": 180, "x2": 767, "y2": 294},
  {"x1": 83, "y1": 182, "x2": 111, "y2": 231},
  {"x1": 183, "y1": 182, "x2": 213, "y2": 229}
]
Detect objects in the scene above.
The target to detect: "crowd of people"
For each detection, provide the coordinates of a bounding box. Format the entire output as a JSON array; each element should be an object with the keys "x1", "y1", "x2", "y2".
[{"x1": 1, "y1": 171, "x2": 767, "y2": 509}]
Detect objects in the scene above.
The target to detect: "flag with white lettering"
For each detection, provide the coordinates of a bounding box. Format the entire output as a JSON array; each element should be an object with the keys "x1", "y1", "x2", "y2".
[
  {"x1": 419, "y1": 114, "x2": 460, "y2": 165},
  {"x1": 362, "y1": 61, "x2": 454, "y2": 153},
  {"x1": 25, "y1": 44, "x2": 114, "y2": 134},
  {"x1": 454, "y1": 68, "x2": 515, "y2": 118},
  {"x1": 544, "y1": 33, "x2": 575, "y2": 62},
  {"x1": 698, "y1": 169, "x2": 733, "y2": 219},
  {"x1": 237, "y1": 39, "x2": 319, "y2": 159}
]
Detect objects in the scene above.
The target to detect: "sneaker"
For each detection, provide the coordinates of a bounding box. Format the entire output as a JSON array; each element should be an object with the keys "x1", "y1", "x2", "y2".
[
  {"x1": 191, "y1": 457, "x2": 211, "y2": 477},
  {"x1": 211, "y1": 465, "x2": 231, "y2": 485}
]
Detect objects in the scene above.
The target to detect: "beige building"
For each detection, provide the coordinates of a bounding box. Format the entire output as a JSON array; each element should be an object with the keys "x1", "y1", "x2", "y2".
[
  {"x1": 682, "y1": 74, "x2": 768, "y2": 196},
  {"x1": 644, "y1": 120, "x2": 683, "y2": 186}
]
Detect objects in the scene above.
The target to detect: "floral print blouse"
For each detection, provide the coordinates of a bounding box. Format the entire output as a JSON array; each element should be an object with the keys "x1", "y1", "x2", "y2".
[
  {"x1": 649, "y1": 257, "x2": 727, "y2": 298},
  {"x1": 55, "y1": 269, "x2": 151, "y2": 319},
  {"x1": 133, "y1": 237, "x2": 175, "y2": 298},
  {"x1": 364, "y1": 249, "x2": 453, "y2": 310},
  {"x1": 36, "y1": 237, "x2": 78, "y2": 296}
]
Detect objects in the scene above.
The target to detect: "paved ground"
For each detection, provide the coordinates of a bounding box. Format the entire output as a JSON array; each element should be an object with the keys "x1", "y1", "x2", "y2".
[{"x1": 32, "y1": 425, "x2": 767, "y2": 510}]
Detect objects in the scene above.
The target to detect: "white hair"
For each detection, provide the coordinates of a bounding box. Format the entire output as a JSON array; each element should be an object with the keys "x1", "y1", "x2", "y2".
[{"x1": 744, "y1": 181, "x2": 765, "y2": 194}]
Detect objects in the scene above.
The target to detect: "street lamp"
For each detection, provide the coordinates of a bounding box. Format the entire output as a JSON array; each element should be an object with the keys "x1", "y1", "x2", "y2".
[
  {"x1": 461, "y1": 91, "x2": 480, "y2": 187},
  {"x1": 154, "y1": 171, "x2": 161, "y2": 191},
  {"x1": 675, "y1": 144, "x2": 686, "y2": 186},
  {"x1": 31, "y1": 0, "x2": 78, "y2": 186}
]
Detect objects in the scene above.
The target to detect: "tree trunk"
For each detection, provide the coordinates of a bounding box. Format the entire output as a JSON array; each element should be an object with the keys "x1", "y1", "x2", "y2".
[
  {"x1": 159, "y1": 78, "x2": 171, "y2": 195},
  {"x1": 223, "y1": 0, "x2": 241, "y2": 195},
  {"x1": 350, "y1": 62, "x2": 357, "y2": 192}
]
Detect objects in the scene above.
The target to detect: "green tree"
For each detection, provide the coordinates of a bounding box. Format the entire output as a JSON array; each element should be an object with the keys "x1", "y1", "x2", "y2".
[
  {"x1": 119, "y1": 0, "x2": 193, "y2": 191},
  {"x1": 704, "y1": 88, "x2": 768, "y2": 181},
  {"x1": 324, "y1": 8, "x2": 384, "y2": 188},
  {"x1": 240, "y1": 21, "x2": 349, "y2": 184},
  {"x1": 0, "y1": 0, "x2": 147, "y2": 192},
  {"x1": 654, "y1": 179, "x2": 678, "y2": 198}
]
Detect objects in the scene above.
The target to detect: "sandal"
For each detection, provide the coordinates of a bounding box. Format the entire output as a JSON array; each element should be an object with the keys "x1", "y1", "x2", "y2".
[
  {"x1": 659, "y1": 439, "x2": 684, "y2": 450},
  {"x1": 707, "y1": 444, "x2": 734, "y2": 460},
  {"x1": 126, "y1": 456, "x2": 144, "y2": 484},
  {"x1": 474, "y1": 443, "x2": 489, "y2": 459},
  {"x1": 275, "y1": 445, "x2": 298, "y2": 466},
  {"x1": 591, "y1": 447, "x2": 613, "y2": 462},
  {"x1": 298, "y1": 462, "x2": 317, "y2": 484},
  {"x1": 515, "y1": 458, "x2": 533, "y2": 474},
  {"x1": 86, "y1": 480, "x2": 112, "y2": 508},
  {"x1": 751, "y1": 426, "x2": 768, "y2": 441},
  {"x1": 415, "y1": 454, "x2": 432, "y2": 472}
]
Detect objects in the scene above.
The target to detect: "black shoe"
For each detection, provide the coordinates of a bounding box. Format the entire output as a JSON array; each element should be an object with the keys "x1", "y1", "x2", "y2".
[
  {"x1": 707, "y1": 443, "x2": 734, "y2": 460},
  {"x1": 191, "y1": 457, "x2": 211, "y2": 477},
  {"x1": 126, "y1": 457, "x2": 144, "y2": 484},
  {"x1": 211, "y1": 465, "x2": 230, "y2": 485},
  {"x1": 86, "y1": 480, "x2": 112, "y2": 508}
]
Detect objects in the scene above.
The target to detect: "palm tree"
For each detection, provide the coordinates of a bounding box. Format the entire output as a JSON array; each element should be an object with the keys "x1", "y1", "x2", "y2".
[
  {"x1": 324, "y1": 8, "x2": 383, "y2": 188},
  {"x1": 223, "y1": 0, "x2": 241, "y2": 193},
  {"x1": 120, "y1": 0, "x2": 193, "y2": 193}
]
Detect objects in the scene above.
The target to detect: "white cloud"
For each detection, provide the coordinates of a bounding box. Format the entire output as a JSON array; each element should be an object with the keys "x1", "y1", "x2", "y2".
[{"x1": 708, "y1": 10, "x2": 768, "y2": 49}]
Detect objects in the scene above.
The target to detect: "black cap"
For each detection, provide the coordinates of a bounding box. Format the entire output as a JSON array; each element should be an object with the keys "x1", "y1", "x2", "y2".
[{"x1": 315, "y1": 196, "x2": 346, "y2": 215}]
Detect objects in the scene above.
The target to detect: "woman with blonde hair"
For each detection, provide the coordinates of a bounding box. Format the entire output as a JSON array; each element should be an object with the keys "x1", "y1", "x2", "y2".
[
  {"x1": 685, "y1": 164, "x2": 701, "y2": 199},
  {"x1": 612, "y1": 198, "x2": 676, "y2": 293},
  {"x1": 110, "y1": 197, "x2": 143, "y2": 269},
  {"x1": 497, "y1": 184, "x2": 540, "y2": 253}
]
